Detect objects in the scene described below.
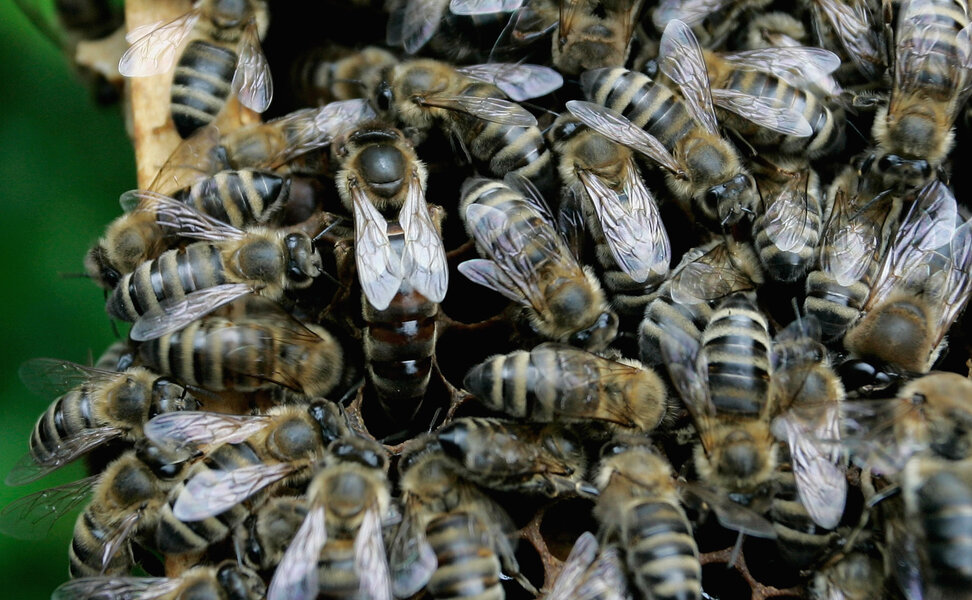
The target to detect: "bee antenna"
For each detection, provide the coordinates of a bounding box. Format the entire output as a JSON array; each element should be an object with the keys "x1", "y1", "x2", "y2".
[
  {"x1": 426, "y1": 407, "x2": 443, "y2": 434},
  {"x1": 110, "y1": 318, "x2": 122, "y2": 340},
  {"x1": 791, "y1": 298, "x2": 802, "y2": 323},
  {"x1": 518, "y1": 100, "x2": 559, "y2": 119},
  {"x1": 845, "y1": 118, "x2": 867, "y2": 144},
  {"x1": 850, "y1": 189, "x2": 891, "y2": 219},
  {"x1": 727, "y1": 530, "x2": 745, "y2": 569},
  {"x1": 866, "y1": 483, "x2": 900, "y2": 507},
  {"x1": 338, "y1": 379, "x2": 365, "y2": 406},
  {"x1": 313, "y1": 217, "x2": 346, "y2": 243}
]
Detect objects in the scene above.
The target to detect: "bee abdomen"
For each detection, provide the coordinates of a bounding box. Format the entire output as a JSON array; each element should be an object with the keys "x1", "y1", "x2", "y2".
[
  {"x1": 171, "y1": 40, "x2": 238, "y2": 138},
  {"x1": 626, "y1": 500, "x2": 702, "y2": 600},
  {"x1": 317, "y1": 539, "x2": 363, "y2": 599},
  {"x1": 30, "y1": 388, "x2": 95, "y2": 464},
  {"x1": 175, "y1": 169, "x2": 288, "y2": 228},
  {"x1": 426, "y1": 511, "x2": 504, "y2": 600},
  {"x1": 69, "y1": 509, "x2": 133, "y2": 577},
  {"x1": 639, "y1": 287, "x2": 712, "y2": 366},
  {"x1": 701, "y1": 296, "x2": 771, "y2": 415},
  {"x1": 770, "y1": 469, "x2": 834, "y2": 568},
  {"x1": 918, "y1": 470, "x2": 972, "y2": 587},
  {"x1": 804, "y1": 272, "x2": 871, "y2": 340}
]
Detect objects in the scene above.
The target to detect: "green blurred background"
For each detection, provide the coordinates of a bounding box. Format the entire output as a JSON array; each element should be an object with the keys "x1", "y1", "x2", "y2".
[{"x1": 0, "y1": 3, "x2": 133, "y2": 597}]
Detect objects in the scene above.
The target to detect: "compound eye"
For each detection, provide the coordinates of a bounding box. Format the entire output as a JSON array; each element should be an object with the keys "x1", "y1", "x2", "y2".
[{"x1": 878, "y1": 154, "x2": 897, "y2": 171}]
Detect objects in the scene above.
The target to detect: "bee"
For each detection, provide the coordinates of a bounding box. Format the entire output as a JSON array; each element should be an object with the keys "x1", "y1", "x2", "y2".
[
  {"x1": 4, "y1": 357, "x2": 198, "y2": 487},
  {"x1": 104, "y1": 193, "x2": 322, "y2": 328},
  {"x1": 51, "y1": 561, "x2": 266, "y2": 600},
  {"x1": 751, "y1": 157, "x2": 825, "y2": 283},
  {"x1": 291, "y1": 44, "x2": 399, "y2": 106},
  {"x1": 458, "y1": 176, "x2": 618, "y2": 351},
  {"x1": 660, "y1": 293, "x2": 779, "y2": 493},
  {"x1": 810, "y1": 551, "x2": 887, "y2": 600},
  {"x1": 387, "y1": 0, "x2": 516, "y2": 59},
  {"x1": 118, "y1": 0, "x2": 273, "y2": 138},
  {"x1": 148, "y1": 401, "x2": 349, "y2": 556},
  {"x1": 593, "y1": 438, "x2": 703, "y2": 600},
  {"x1": 389, "y1": 437, "x2": 530, "y2": 598},
  {"x1": 544, "y1": 531, "x2": 632, "y2": 600},
  {"x1": 463, "y1": 342, "x2": 668, "y2": 433},
  {"x1": 862, "y1": 0, "x2": 972, "y2": 193},
  {"x1": 804, "y1": 0, "x2": 891, "y2": 84},
  {"x1": 844, "y1": 180, "x2": 972, "y2": 373},
  {"x1": 547, "y1": 112, "x2": 671, "y2": 314},
  {"x1": 373, "y1": 58, "x2": 557, "y2": 192},
  {"x1": 266, "y1": 436, "x2": 393, "y2": 600},
  {"x1": 669, "y1": 235, "x2": 766, "y2": 306},
  {"x1": 436, "y1": 417, "x2": 596, "y2": 497},
  {"x1": 234, "y1": 494, "x2": 308, "y2": 572},
  {"x1": 567, "y1": 21, "x2": 773, "y2": 230},
  {"x1": 651, "y1": 0, "x2": 772, "y2": 48}
]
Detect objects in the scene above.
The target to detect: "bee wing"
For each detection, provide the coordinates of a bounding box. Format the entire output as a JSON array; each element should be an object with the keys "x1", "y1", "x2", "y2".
[
  {"x1": 489, "y1": 4, "x2": 559, "y2": 62},
  {"x1": 386, "y1": 0, "x2": 449, "y2": 53},
  {"x1": 938, "y1": 218, "x2": 972, "y2": 342},
  {"x1": 670, "y1": 243, "x2": 755, "y2": 304},
  {"x1": 51, "y1": 576, "x2": 182, "y2": 600},
  {"x1": 565, "y1": 101, "x2": 685, "y2": 177},
  {"x1": 232, "y1": 21, "x2": 273, "y2": 113},
  {"x1": 268, "y1": 504, "x2": 326, "y2": 600},
  {"x1": 118, "y1": 8, "x2": 200, "y2": 77},
  {"x1": 578, "y1": 159, "x2": 670, "y2": 282},
  {"x1": 679, "y1": 481, "x2": 778, "y2": 538},
  {"x1": 546, "y1": 531, "x2": 597, "y2": 599},
  {"x1": 809, "y1": 0, "x2": 888, "y2": 81},
  {"x1": 503, "y1": 171, "x2": 557, "y2": 225},
  {"x1": 129, "y1": 283, "x2": 255, "y2": 342},
  {"x1": 144, "y1": 411, "x2": 272, "y2": 454},
  {"x1": 895, "y1": 0, "x2": 972, "y2": 102},
  {"x1": 173, "y1": 462, "x2": 297, "y2": 521},
  {"x1": 839, "y1": 397, "x2": 916, "y2": 474},
  {"x1": 576, "y1": 545, "x2": 631, "y2": 600},
  {"x1": 400, "y1": 173, "x2": 449, "y2": 304},
  {"x1": 18, "y1": 357, "x2": 122, "y2": 398},
  {"x1": 98, "y1": 510, "x2": 141, "y2": 575},
  {"x1": 352, "y1": 186, "x2": 402, "y2": 312},
  {"x1": 420, "y1": 94, "x2": 538, "y2": 127},
  {"x1": 772, "y1": 408, "x2": 847, "y2": 529},
  {"x1": 558, "y1": 187, "x2": 588, "y2": 261},
  {"x1": 148, "y1": 125, "x2": 225, "y2": 194},
  {"x1": 389, "y1": 499, "x2": 437, "y2": 598},
  {"x1": 710, "y1": 88, "x2": 813, "y2": 137},
  {"x1": 5, "y1": 427, "x2": 124, "y2": 487},
  {"x1": 658, "y1": 321, "x2": 717, "y2": 425},
  {"x1": 355, "y1": 507, "x2": 393, "y2": 600},
  {"x1": 820, "y1": 190, "x2": 880, "y2": 287},
  {"x1": 459, "y1": 258, "x2": 532, "y2": 306},
  {"x1": 653, "y1": 0, "x2": 730, "y2": 29},
  {"x1": 558, "y1": 0, "x2": 583, "y2": 44},
  {"x1": 719, "y1": 46, "x2": 842, "y2": 87},
  {"x1": 314, "y1": 99, "x2": 379, "y2": 142},
  {"x1": 457, "y1": 63, "x2": 563, "y2": 102},
  {"x1": 761, "y1": 170, "x2": 813, "y2": 254},
  {"x1": 450, "y1": 0, "x2": 524, "y2": 14},
  {"x1": 0, "y1": 475, "x2": 98, "y2": 540},
  {"x1": 127, "y1": 189, "x2": 246, "y2": 241},
  {"x1": 657, "y1": 19, "x2": 719, "y2": 135}
]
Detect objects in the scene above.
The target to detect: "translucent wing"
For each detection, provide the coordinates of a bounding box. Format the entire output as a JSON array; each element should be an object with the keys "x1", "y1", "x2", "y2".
[
  {"x1": 670, "y1": 242, "x2": 755, "y2": 304},
  {"x1": 267, "y1": 505, "x2": 326, "y2": 600},
  {"x1": 450, "y1": 0, "x2": 524, "y2": 14},
  {"x1": 355, "y1": 508, "x2": 393, "y2": 600},
  {"x1": 894, "y1": 0, "x2": 972, "y2": 103},
  {"x1": 653, "y1": 0, "x2": 731, "y2": 29},
  {"x1": 820, "y1": 190, "x2": 881, "y2": 287},
  {"x1": 419, "y1": 94, "x2": 538, "y2": 127},
  {"x1": 761, "y1": 170, "x2": 813, "y2": 253},
  {"x1": 546, "y1": 531, "x2": 597, "y2": 600},
  {"x1": 489, "y1": 4, "x2": 559, "y2": 62},
  {"x1": 387, "y1": 0, "x2": 449, "y2": 53},
  {"x1": 18, "y1": 357, "x2": 121, "y2": 398},
  {"x1": 126, "y1": 190, "x2": 246, "y2": 241},
  {"x1": 575, "y1": 545, "x2": 630, "y2": 600},
  {"x1": 658, "y1": 19, "x2": 719, "y2": 134},
  {"x1": 99, "y1": 510, "x2": 141, "y2": 575},
  {"x1": 173, "y1": 462, "x2": 297, "y2": 521},
  {"x1": 0, "y1": 476, "x2": 97, "y2": 540},
  {"x1": 52, "y1": 576, "x2": 181, "y2": 600},
  {"x1": 149, "y1": 125, "x2": 225, "y2": 194},
  {"x1": 503, "y1": 171, "x2": 557, "y2": 226},
  {"x1": 578, "y1": 159, "x2": 670, "y2": 282},
  {"x1": 400, "y1": 171, "x2": 449, "y2": 303},
  {"x1": 558, "y1": 0, "x2": 584, "y2": 48},
  {"x1": 129, "y1": 283, "x2": 255, "y2": 342},
  {"x1": 680, "y1": 481, "x2": 778, "y2": 538},
  {"x1": 118, "y1": 9, "x2": 199, "y2": 77},
  {"x1": 233, "y1": 21, "x2": 273, "y2": 113},
  {"x1": 937, "y1": 219, "x2": 972, "y2": 342},
  {"x1": 839, "y1": 397, "x2": 918, "y2": 474},
  {"x1": 389, "y1": 500, "x2": 437, "y2": 598},
  {"x1": 457, "y1": 63, "x2": 563, "y2": 101},
  {"x1": 810, "y1": 0, "x2": 888, "y2": 81},
  {"x1": 5, "y1": 427, "x2": 123, "y2": 486},
  {"x1": 144, "y1": 411, "x2": 272, "y2": 453},
  {"x1": 458, "y1": 258, "x2": 531, "y2": 306},
  {"x1": 658, "y1": 322, "x2": 717, "y2": 433},
  {"x1": 566, "y1": 100, "x2": 685, "y2": 177},
  {"x1": 351, "y1": 184, "x2": 401, "y2": 311},
  {"x1": 710, "y1": 88, "x2": 813, "y2": 137},
  {"x1": 719, "y1": 46, "x2": 842, "y2": 88}
]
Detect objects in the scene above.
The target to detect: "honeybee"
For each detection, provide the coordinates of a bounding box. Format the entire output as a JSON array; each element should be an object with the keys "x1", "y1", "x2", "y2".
[
  {"x1": 118, "y1": 0, "x2": 273, "y2": 138},
  {"x1": 459, "y1": 176, "x2": 618, "y2": 351},
  {"x1": 291, "y1": 44, "x2": 398, "y2": 106},
  {"x1": 767, "y1": 462, "x2": 840, "y2": 568},
  {"x1": 547, "y1": 112, "x2": 671, "y2": 313},
  {"x1": 805, "y1": 0, "x2": 891, "y2": 83},
  {"x1": 862, "y1": 0, "x2": 972, "y2": 193},
  {"x1": 0, "y1": 440, "x2": 188, "y2": 577},
  {"x1": 660, "y1": 293, "x2": 779, "y2": 493},
  {"x1": 544, "y1": 531, "x2": 632, "y2": 600},
  {"x1": 373, "y1": 58, "x2": 557, "y2": 192},
  {"x1": 593, "y1": 438, "x2": 702, "y2": 600},
  {"x1": 5, "y1": 358, "x2": 197, "y2": 486},
  {"x1": 389, "y1": 437, "x2": 530, "y2": 598},
  {"x1": 267, "y1": 436, "x2": 393, "y2": 600},
  {"x1": 436, "y1": 417, "x2": 596, "y2": 497},
  {"x1": 51, "y1": 561, "x2": 266, "y2": 600},
  {"x1": 844, "y1": 180, "x2": 972, "y2": 373},
  {"x1": 463, "y1": 342, "x2": 668, "y2": 432},
  {"x1": 751, "y1": 157, "x2": 825, "y2": 283},
  {"x1": 149, "y1": 401, "x2": 349, "y2": 556},
  {"x1": 169, "y1": 168, "x2": 292, "y2": 228}
]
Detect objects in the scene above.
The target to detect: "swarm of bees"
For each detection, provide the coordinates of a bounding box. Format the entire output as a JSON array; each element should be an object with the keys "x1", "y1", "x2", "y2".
[{"x1": 8, "y1": 0, "x2": 972, "y2": 598}]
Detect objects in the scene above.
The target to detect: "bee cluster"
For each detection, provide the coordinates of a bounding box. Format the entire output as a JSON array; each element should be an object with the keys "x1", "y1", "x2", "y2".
[{"x1": 6, "y1": 0, "x2": 972, "y2": 599}]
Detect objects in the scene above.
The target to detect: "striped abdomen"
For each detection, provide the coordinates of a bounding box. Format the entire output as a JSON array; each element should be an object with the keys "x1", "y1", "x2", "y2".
[
  {"x1": 317, "y1": 539, "x2": 364, "y2": 599},
  {"x1": 155, "y1": 442, "x2": 261, "y2": 554},
  {"x1": 171, "y1": 40, "x2": 238, "y2": 138},
  {"x1": 701, "y1": 293, "x2": 771, "y2": 416},
  {"x1": 624, "y1": 500, "x2": 702, "y2": 600},
  {"x1": 106, "y1": 242, "x2": 227, "y2": 322},
  {"x1": 753, "y1": 169, "x2": 824, "y2": 282},
  {"x1": 451, "y1": 81, "x2": 555, "y2": 193},
  {"x1": 364, "y1": 224, "x2": 438, "y2": 421},
  {"x1": 639, "y1": 282, "x2": 713, "y2": 366},
  {"x1": 916, "y1": 468, "x2": 972, "y2": 588},
  {"x1": 425, "y1": 511, "x2": 503, "y2": 600},
  {"x1": 769, "y1": 464, "x2": 835, "y2": 568},
  {"x1": 896, "y1": 0, "x2": 972, "y2": 101},
  {"x1": 30, "y1": 386, "x2": 99, "y2": 468},
  {"x1": 173, "y1": 169, "x2": 288, "y2": 228}
]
